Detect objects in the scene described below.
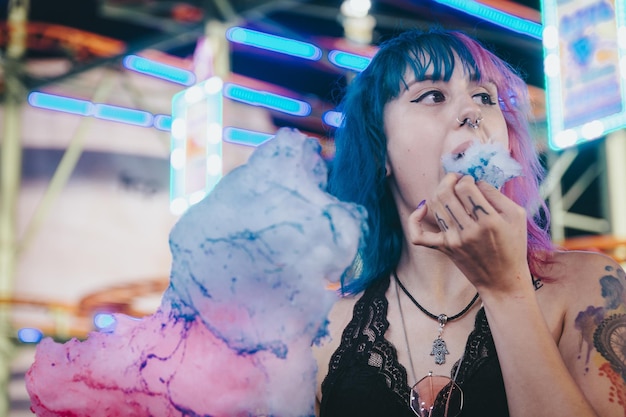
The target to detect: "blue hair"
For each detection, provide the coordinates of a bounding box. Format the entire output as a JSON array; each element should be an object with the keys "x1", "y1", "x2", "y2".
[{"x1": 329, "y1": 28, "x2": 552, "y2": 294}]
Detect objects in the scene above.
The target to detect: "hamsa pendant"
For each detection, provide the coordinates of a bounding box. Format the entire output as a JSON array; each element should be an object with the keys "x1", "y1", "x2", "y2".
[{"x1": 430, "y1": 336, "x2": 449, "y2": 365}]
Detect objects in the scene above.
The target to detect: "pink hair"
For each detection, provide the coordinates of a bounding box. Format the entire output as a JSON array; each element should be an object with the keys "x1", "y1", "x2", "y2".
[{"x1": 456, "y1": 32, "x2": 555, "y2": 277}]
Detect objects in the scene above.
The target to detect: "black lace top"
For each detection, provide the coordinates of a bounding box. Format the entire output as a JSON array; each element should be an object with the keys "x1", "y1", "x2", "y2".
[{"x1": 320, "y1": 274, "x2": 509, "y2": 417}]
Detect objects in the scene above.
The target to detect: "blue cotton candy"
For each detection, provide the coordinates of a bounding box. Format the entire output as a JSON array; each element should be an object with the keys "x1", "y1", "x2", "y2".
[{"x1": 441, "y1": 140, "x2": 522, "y2": 189}]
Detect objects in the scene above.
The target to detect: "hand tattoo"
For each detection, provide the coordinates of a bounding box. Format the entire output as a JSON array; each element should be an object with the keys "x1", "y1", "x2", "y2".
[
  {"x1": 445, "y1": 205, "x2": 464, "y2": 230},
  {"x1": 435, "y1": 212, "x2": 449, "y2": 231},
  {"x1": 468, "y1": 196, "x2": 489, "y2": 220}
]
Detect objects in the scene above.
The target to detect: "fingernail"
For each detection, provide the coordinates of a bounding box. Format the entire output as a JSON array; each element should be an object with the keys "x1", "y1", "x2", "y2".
[{"x1": 417, "y1": 199, "x2": 426, "y2": 210}]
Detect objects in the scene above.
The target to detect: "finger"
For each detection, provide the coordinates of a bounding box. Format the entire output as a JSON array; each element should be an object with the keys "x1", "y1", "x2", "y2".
[
  {"x1": 476, "y1": 180, "x2": 522, "y2": 216},
  {"x1": 407, "y1": 202, "x2": 445, "y2": 249},
  {"x1": 432, "y1": 174, "x2": 472, "y2": 232},
  {"x1": 454, "y1": 176, "x2": 493, "y2": 222}
]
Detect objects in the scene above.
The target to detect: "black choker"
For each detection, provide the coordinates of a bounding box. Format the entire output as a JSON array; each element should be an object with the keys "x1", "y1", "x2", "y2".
[{"x1": 393, "y1": 271, "x2": 479, "y2": 365}]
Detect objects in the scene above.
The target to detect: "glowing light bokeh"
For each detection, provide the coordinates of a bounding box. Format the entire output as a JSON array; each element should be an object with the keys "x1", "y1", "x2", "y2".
[
  {"x1": 542, "y1": 0, "x2": 626, "y2": 149},
  {"x1": 226, "y1": 27, "x2": 322, "y2": 61},
  {"x1": 29, "y1": 92, "x2": 153, "y2": 127},
  {"x1": 340, "y1": 0, "x2": 372, "y2": 18},
  {"x1": 93, "y1": 104, "x2": 153, "y2": 127},
  {"x1": 18, "y1": 328, "x2": 43, "y2": 344},
  {"x1": 170, "y1": 76, "x2": 224, "y2": 214},
  {"x1": 223, "y1": 127, "x2": 273, "y2": 146},
  {"x1": 28, "y1": 92, "x2": 93, "y2": 116},
  {"x1": 123, "y1": 55, "x2": 196, "y2": 86},
  {"x1": 328, "y1": 50, "x2": 371, "y2": 71},
  {"x1": 223, "y1": 83, "x2": 311, "y2": 116},
  {"x1": 434, "y1": 0, "x2": 542, "y2": 39},
  {"x1": 93, "y1": 313, "x2": 116, "y2": 330},
  {"x1": 154, "y1": 114, "x2": 172, "y2": 131},
  {"x1": 322, "y1": 110, "x2": 343, "y2": 128}
]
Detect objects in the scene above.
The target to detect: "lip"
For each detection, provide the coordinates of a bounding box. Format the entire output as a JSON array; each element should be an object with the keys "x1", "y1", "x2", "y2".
[{"x1": 449, "y1": 140, "x2": 477, "y2": 161}]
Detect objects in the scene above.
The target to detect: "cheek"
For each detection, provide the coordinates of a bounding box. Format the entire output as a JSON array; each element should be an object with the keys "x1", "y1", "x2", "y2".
[
  {"x1": 388, "y1": 147, "x2": 442, "y2": 186},
  {"x1": 490, "y1": 114, "x2": 510, "y2": 147}
]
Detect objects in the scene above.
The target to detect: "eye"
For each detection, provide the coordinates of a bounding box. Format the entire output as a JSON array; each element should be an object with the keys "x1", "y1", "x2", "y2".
[
  {"x1": 473, "y1": 92, "x2": 496, "y2": 106},
  {"x1": 411, "y1": 90, "x2": 446, "y2": 104}
]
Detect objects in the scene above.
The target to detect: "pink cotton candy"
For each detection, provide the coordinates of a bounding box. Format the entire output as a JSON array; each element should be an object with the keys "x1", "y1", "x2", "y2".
[
  {"x1": 26, "y1": 128, "x2": 366, "y2": 417},
  {"x1": 27, "y1": 311, "x2": 269, "y2": 416}
]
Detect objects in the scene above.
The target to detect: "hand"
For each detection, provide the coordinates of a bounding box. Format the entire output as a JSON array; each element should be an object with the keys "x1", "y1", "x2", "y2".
[{"x1": 408, "y1": 174, "x2": 532, "y2": 296}]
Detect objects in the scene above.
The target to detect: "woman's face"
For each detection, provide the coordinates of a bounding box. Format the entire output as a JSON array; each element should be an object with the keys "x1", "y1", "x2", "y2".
[{"x1": 383, "y1": 58, "x2": 509, "y2": 221}]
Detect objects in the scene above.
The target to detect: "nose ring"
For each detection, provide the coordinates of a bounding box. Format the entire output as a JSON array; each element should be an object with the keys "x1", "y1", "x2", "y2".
[{"x1": 456, "y1": 117, "x2": 483, "y2": 129}]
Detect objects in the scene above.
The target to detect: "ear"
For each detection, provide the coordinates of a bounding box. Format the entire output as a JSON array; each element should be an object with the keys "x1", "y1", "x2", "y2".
[{"x1": 385, "y1": 159, "x2": 391, "y2": 177}]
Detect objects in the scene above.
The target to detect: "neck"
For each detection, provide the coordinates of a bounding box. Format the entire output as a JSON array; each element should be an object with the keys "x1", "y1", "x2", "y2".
[
  {"x1": 395, "y1": 245, "x2": 477, "y2": 310},
  {"x1": 396, "y1": 247, "x2": 475, "y2": 290}
]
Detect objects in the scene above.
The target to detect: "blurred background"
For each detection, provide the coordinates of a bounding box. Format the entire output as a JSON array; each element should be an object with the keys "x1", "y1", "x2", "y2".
[{"x1": 1, "y1": 0, "x2": 626, "y2": 415}]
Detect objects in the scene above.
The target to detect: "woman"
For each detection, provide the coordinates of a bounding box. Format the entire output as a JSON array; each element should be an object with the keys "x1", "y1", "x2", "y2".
[{"x1": 313, "y1": 28, "x2": 626, "y2": 417}]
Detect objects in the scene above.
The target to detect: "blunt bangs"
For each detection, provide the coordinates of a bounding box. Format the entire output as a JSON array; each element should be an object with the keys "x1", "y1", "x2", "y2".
[{"x1": 376, "y1": 30, "x2": 481, "y2": 102}]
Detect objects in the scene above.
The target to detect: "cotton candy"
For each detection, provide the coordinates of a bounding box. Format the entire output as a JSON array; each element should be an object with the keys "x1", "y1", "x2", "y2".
[
  {"x1": 441, "y1": 140, "x2": 522, "y2": 189},
  {"x1": 26, "y1": 128, "x2": 367, "y2": 417}
]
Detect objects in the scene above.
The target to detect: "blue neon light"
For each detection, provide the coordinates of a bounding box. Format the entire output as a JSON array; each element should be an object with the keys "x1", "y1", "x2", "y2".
[
  {"x1": 224, "y1": 127, "x2": 273, "y2": 146},
  {"x1": 226, "y1": 27, "x2": 322, "y2": 60},
  {"x1": 123, "y1": 55, "x2": 196, "y2": 86},
  {"x1": 434, "y1": 0, "x2": 542, "y2": 39},
  {"x1": 328, "y1": 50, "x2": 371, "y2": 72},
  {"x1": 154, "y1": 115, "x2": 172, "y2": 131},
  {"x1": 27, "y1": 83, "x2": 311, "y2": 130},
  {"x1": 28, "y1": 92, "x2": 94, "y2": 116},
  {"x1": 323, "y1": 110, "x2": 343, "y2": 128},
  {"x1": 224, "y1": 83, "x2": 311, "y2": 116},
  {"x1": 542, "y1": 0, "x2": 626, "y2": 150},
  {"x1": 94, "y1": 313, "x2": 116, "y2": 330},
  {"x1": 94, "y1": 104, "x2": 154, "y2": 127},
  {"x1": 17, "y1": 328, "x2": 43, "y2": 344}
]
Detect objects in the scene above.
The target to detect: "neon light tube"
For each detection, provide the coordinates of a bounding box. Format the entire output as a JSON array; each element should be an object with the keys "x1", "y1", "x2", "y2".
[
  {"x1": 323, "y1": 110, "x2": 343, "y2": 127},
  {"x1": 123, "y1": 55, "x2": 196, "y2": 86},
  {"x1": 226, "y1": 27, "x2": 322, "y2": 60},
  {"x1": 94, "y1": 104, "x2": 154, "y2": 127},
  {"x1": 28, "y1": 92, "x2": 93, "y2": 116},
  {"x1": 224, "y1": 127, "x2": 273, "y2": 146},
  {"x1": 434, "y1": 0, "x2": 542, "y2": 39},
  {"x1": 224, "y1": 83, "x2": 311, "y2": 116},
  {"x1": 328, "y1": 50, "x2": 371, "y2": 71},
  {"x1": 154, "y1": 115, "x2": 172, "y2": 131}
]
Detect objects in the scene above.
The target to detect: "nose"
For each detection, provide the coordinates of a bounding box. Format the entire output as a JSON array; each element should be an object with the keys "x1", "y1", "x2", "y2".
[{"x1": 455, "y1": 98, "x2": 483, "y2": 131}]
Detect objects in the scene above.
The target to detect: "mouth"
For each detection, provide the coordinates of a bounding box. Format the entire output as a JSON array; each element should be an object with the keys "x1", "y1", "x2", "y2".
[
  {"x1": 441, "y1": 139, "x2": 522, "y2": 189},
  {"x1": 450, "y1": 139, "x2": 477, "y2": 161}
]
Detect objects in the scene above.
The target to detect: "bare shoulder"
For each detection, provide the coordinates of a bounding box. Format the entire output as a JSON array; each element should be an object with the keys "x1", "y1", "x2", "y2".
[
  {"x1": 544, "y1": 248, "x2": 626, "y2": 329},
  {"x1": 312, "y1": 291, "x2": 361, "y2": 400},
  {"x1": 537, "y1": 250, "x2": 624, "y2": 298},
  {"x1": 534, "y1": 250, "x2": 624, "y2": 328}
]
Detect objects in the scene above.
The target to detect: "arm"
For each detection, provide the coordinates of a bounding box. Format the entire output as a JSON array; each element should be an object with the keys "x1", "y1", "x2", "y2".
[
  {"x1": 556, "y1": 252, "x2": 626, "y2": 417},
  {"x1": 408, "y1": 174, "x2": 623, "y2": 417},
  {"x1": 476, "y1": 259, "x2": 611, "y2": 417}
]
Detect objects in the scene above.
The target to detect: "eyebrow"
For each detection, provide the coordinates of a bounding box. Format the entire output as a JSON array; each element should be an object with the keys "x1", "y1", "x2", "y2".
[
  {"x1": 402, "y1": 75, "x2": 438, "y2": 91},
  {"x1": 404, "y1": 76, "x2": 497, "y2": 91}
]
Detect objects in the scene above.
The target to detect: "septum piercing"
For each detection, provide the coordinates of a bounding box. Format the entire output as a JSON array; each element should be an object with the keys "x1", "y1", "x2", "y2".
[{"x1": 456, "y1": 117, "x2": 483, "y2": 129}]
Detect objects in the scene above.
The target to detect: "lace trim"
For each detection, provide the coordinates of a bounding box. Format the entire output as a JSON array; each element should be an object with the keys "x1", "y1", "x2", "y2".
[
  {"x1": 453, "y1": 307, "x2": 495, "y2": 386},
  {"x1": 322, "y1": 274, "x2": 499, "y2": 407},
  {"x1": 323, "y1": 275, "x2": 411, "y2": 406}
]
